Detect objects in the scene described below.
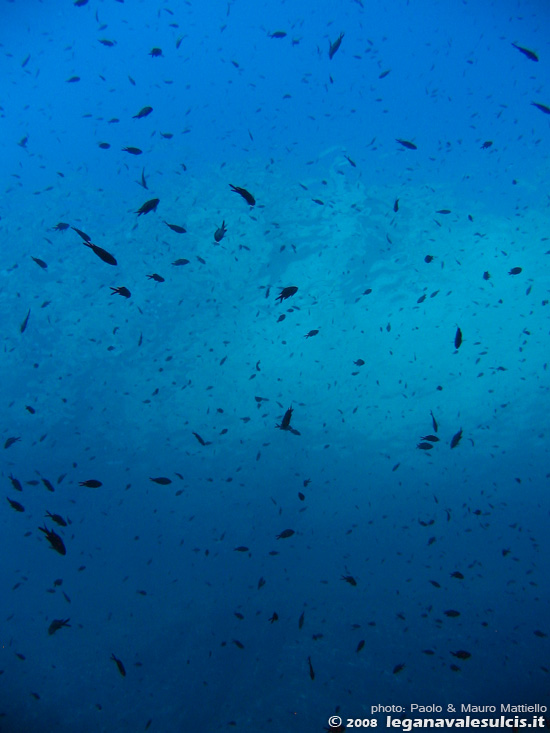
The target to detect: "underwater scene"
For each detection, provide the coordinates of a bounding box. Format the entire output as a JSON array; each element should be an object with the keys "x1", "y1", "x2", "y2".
[{"x1": 1, "y1": 0, "x2": 549, "y2": 731}]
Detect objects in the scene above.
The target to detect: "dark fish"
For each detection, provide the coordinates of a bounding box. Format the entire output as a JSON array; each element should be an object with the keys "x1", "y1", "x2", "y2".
[
  {"x1": 45, "y1": 511, "x2": 67, "y2": 527},
  {"x1": 298, "y1": 611, "x2": 305, "y2": 629},
  {"x1": 417, "y1": 442, "x2": 433, "y2": 450},
  {"x1": 305, "y1": 329, "x2": 319, "y2": 339},
  {"x1": 192, "y1": 431, "x2": 211, "y2": 446},
  {"x1": 7, "y1": 497, "x2": 24, "y2": 512},
  {"x1": 421, "y1": 435, "x2": 439, "y2": 442},
  {"x1": 430, "y1": 410, "x2": 438, "y2": 432},
  {"x1": 5, "y1": 436, "x2": 21, "y2": 449},
  {"x1": 149, "y1": 47, "x2": 163, "y2": 57},
  {"x1": 393, "y1": 198, "x2": 399, "y2": 212},
  {"x1": 532, "y1": 102, "x2": 550, "y2": 115},
  {"x1": 9, "y1": 474, "x2": 23, "y2": 491},
  {"x1": 84, "y1": 242, "x2": 117, "y2": 266},
  {"x1": 450, "y1": 428, "x2": 463, "y2": 449},
  {"x1": 393, "y1": 663, "x2": 405, "y2": 674},
  {"x1": 451, "y1": 571, "x2": 464, "y2": 579},
  {"x1": 450, "y1": 650, "x2": 471, "y2": 660},
  {"x1": 164, "y1": 221, "x2": 186, "y2": 233},
  {"x1": 509, "y1": 267, "x2": 522, "y2": 275},
  {"x1": 454, "y1": 326, "x2": 462, "y2": 349},
  {"x1": 98, "y1": 142, "x2": 110, "y2": 149},
  {"x1": 344, "y1": 155, "x2": 356, "y2": 167},
  {"x1": 136, "y1": 198, "x2": 159, "y2": 215},
  {"x1": 429, "y1": 580, "x2": 441, "y2": 588},
  {"x1": 38, "y1": 525, "x2": 66, "y2": 555},
  {"x1": 26, "y1": 406, "x2": 35, "y2": 415},
  {"x1": 229, "y1": 184, "x2": 255, "y2": 206},
  {"x1": 71, "y1": 226, "x2": 91, "y2": 242},
  {"x1": 342, "y1": 575, "x2": 357, "y2": 586},
  {"x1": 276, "y1": 528, "x2": 295, "y2": 539},
  {"x1": 234, "y1": 546, "x2": 249, "y2": 552},
  {"x1": 379, "y1": 69, "x2": 391, "y2": 78},
  {"x1": 48, "y1": 618, "x2": 70, "y2": 635},
  {"x1": 31, "y1": 256, "x2": 48, "y2": 269},
  {"x1": 354, "y1": 359, "x2": 365, "y2": 366},
  {"x1": 99, "y1": 39, "x2": 116, "y2": 47},
  {"x1": 481, "y1": 141, "x2": 493, "y2": 149},
  {"x1": 482, "y1": 271, "x2": 491, "y2": 280},
  {"x1": 444, "y1": 610, "x2": 460, "y2": 618},
  {"x1": 66, "y1": 76, "x2": 80, "y2": 83},
  {"x1": 269, "y1": 31, "x2": 287, "y2": 38},
  {"x1": 111, "y1": 653, "x2": 126, "y2": 677},
  {"x1": 133, "y1": 106, "x2": 153, "y2": 119},
  {"x1": 138, "y1": 168, "x2": 148, "y2": 189},
  {"x1": 79, "y1": 480, "x2": 102, "y2": 488},
  {"x1": 275, "y1": 286, "x2": 298, "y2": 303},
  {"x1": 20, "y1": 310, "x2": 30, "y2": 334},
  {"x1": 356, "y1": 640, "x2": 365, "y2": 653},
  {"x1": 511, "y1": 43, "x2": 538, "y2": 62},
  {"x1": 276, "y1": 406, "x2": 293, "y2": 431},
  {"x1": 122, "y1": 146, "x2": 143, "y2": 155},
  {"x1": 110, "y1": 286, "x2": 131, "y2": 298},
  {"x1": 269, "y1": 612, "x2": 278, "y2": 623},
  {"x1": 147, "y1": 273, "x2": 165, "y2": 282},
  {"x1": 396, "y1": 139, "x2": 417, "y2": 150},
  {"x1": 53, "y1": 222, "x2": 70, "y2": 232},
  {"x1": 307, "y1": 656, "x2": 315, "y2": 680},
  {"x1": 436, "y1": 209, "x2": 451, "y2": 214},
  {"x1": 172, "y1": 258, "x2": 189, "y2": 266},
  {"x1": 214, "y1": 221, "x2": 227, "y2": 242},
  {"x1": 328, "y1": 32, "x2": 344, "y2": 59},
  {"x1": 424, "y1": 255, "x2": 434, "y2": 263},
  {"x1": 149, "y1": 477, "x2": 172, "y2": 485}
]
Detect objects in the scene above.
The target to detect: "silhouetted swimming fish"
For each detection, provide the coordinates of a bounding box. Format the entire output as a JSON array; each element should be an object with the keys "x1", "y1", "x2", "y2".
[
  {"x1": 229, "y1": 184, "x2": 255, "y2": 206},
  {"x1": 511, "y1": 43, "x2": 538, "y2": 62}
]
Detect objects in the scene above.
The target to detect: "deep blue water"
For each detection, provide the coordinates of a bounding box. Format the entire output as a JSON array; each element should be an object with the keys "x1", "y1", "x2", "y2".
[{"x1": 1, "y1": 0, "x2": 549, "y2": 731}]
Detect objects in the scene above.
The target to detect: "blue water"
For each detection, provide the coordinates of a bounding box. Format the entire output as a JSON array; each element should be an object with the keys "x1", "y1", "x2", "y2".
[{"x1": 1, "y1": 0, "x2": 549, "y2": 731}]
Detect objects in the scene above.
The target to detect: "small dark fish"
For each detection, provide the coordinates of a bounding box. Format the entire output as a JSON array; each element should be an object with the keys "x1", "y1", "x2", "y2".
[
  {"x1": 164, "y1": 221, "x2": 186, "y2": 233},
  {"x1": 305, "y1": 329, "x2": 319, "y2": 339},
  {"x1": 511, "y1": 43, "x2": 538, "y2": 62},
  {"x1": 483, "y1": 271, "x2": 491, "y2": 280},
  {"x1": 192, "y1": 431, "x2": 210, "y2": 446},
  {"x1": 149, "y1": 47, "x2": 163, "y2": 57},
  {"x1": 234, "y1": 546, "x2": 249, "y2": 552},
  {"x1": 396, "y1": 139, "x2": 417, "y2": 150},
  {"x1": 534, "y1": 630, "x2": 547, "y2": 638},
  {"x1": 451, "y1": 571, "x2": 464, "y2": 579},
  {"x1": 84, "y1": 242, "x2": 117, "y2": 266},
  {"x1": 110, "y1": 286, "x2": 131, "y2": 298},
  {"x1": 133, "y1": 106, "x2": 153, "y2": 119},
  {"x1": 136, "y1": 198, "x2": 159, "y2": 215},
  {"x1": 276, "y1": 406, "x2": 293, "y2": 431},
  {"x1": 214, "y1": 221, "x2": 227, "y2": 242},
  {"x1": 451, "y1": 650, "x2": 471, "y2": 660},
  {"x1": 424, "y1": 255, "x2": 434, "y2": 263},
  {"x1": 532, "y1": 102, "x2": 550, "y2": 115},
  {"x1": 307, "y1": 655, "x2": 315, "y2": 680},
  {"x1": 430, "y1": 410, "x2": 438, "y2": 432},
  {"x1": 98, "y1": 142, "x2": 111, "y2": 149},
  {"x1": 66, "y1": 76, "x2": 80, "y2": 83},
  {"x1": 42, "y1": 478, "x2": 55, "y2": 492},
  {"x1": 269, "y1": 31, "x2": 287, "y2": 39},
  {"x1": 454, "y1": 326, "x2": 462, "y2": 350},
  {"x1": 5, "y1": 436, "x2": 21, "y2": 449},
  {"x1": 417, "y1": 442, "x2": 433, "y2": 450},
  {"x1": 328, "y1": 32, "x2": 344, "y2": 60},
  {"x1": 276, "y1": 528, "x2": 295, "y2": 540},
  {"x1": 39, "y1": 525, "x2": 66, "y2": 555},
  {"x1": 356, "y1": 640, "x2": 365, "y2": 653},
  {"x1": 421, "y1": 435, "x2": 439, "y2": 443},
  {"x1": 48, "y1": 618, "x2": 70, "y2": 635},
  {"x1": 509, "y1": 267, "x2": 522, "y2": 275},
  {"x1": 31, "y1": 256, "x2": 48, "y2": 269},
  {"x1": 444, "y1": 610, "x2": 460, "y2": 618},
  {"x1": 344, "y1": 155, "x2": 356, "y2": 167},
  {"x1": 72, "y1": 226, "x2": 91, "y2": 242},
  {"x1": 342, "y1": 575, "x2": 357, "y2": 586},
  {"x1": 122, "y1": 146, "x2": 143, "y2": 155},
  {"x1": 354, "y1": 359, "x2": 365, "y2": 366},
  {"x1": 481, "y1": 141, "x2": 493, "y2": 149},
  {"x1": 172, "y1": 258, "x2": 189, "y2": 266},
  {"x1": 147, "y1": 273, "x2": 165, "y2": 282},
  {"x1": 298, "y1": 611, "x2": 305, "y2": 629},
  {"x1": 7, "y1": 497, "x2": 24, "y2": 512},
  {"x1": 53, "y1": 222, "x2": 70, "y2": 232},
  {"x1": 9, "y1": 474, "x2": 23, "y2": 492},
  {"x1": 20, "y1": 310, "x2": 30, "y2": 334},
  {"x1": 393, "y1": 198, "x2": 399, "y2": 212},
  {"x1": 436, "y1": 209, "x2": 451, "y2": 214},
  {"x1": 98, "y1": 39, "x2": 116, "y2": 47},
  {"x1": 79, "y1": 480, "x2": 102, "y2": 488},
  {"x1": 149, "y1": 477, "x2": 172, "y2": 485},
  {"x1": 393, "y1": 663, "x2": 405, "y2": 674},
  {"x1": 429, "y1": 580, "x2": 441, "y2": 588},
  {"x1": 137, "y1": 168, "x2": 148, "y2": 189},
  {"x1": 111, "y1": 653, "x2": 126, "y2": 677},
  {"x1": 450, "y1": 428, "x2": 463, "y2": 449},
  {"x1": 275, "y1": 286, "x2": 298, "y2": 303},
  {"x1": 45, "y1": 512, "x2": 67, "y2": 526},
  {"x1": 229, "y1": 184, "x2": 255, "y2": 206},
  {"x1": 379, "y1": 69, "x2": 391, "y2": 78},
  {"x1": 269, "y1": 612, "x2": 278, "y2": 623}
]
